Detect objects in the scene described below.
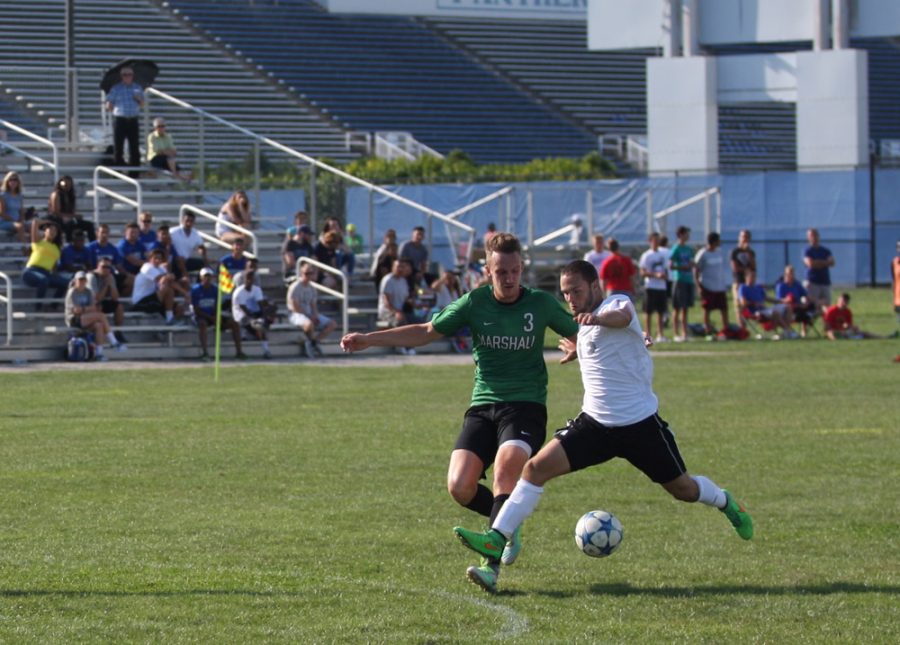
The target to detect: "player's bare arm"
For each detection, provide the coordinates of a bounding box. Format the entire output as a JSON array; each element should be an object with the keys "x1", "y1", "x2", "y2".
[
  {"x1": 574, "y1": 307, "x2": 631, "y2": 328},
  {"x1": 340, "y1": 322, "x2": 444, "y2": 353}
]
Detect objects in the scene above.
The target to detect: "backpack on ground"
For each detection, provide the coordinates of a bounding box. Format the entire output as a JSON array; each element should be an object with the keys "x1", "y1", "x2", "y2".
[{"x1": 65, "y1": 333, "x2": 96, "y2": 362}]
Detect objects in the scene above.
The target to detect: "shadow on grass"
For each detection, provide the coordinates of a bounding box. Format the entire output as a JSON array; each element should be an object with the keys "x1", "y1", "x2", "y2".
[
  {"x1": 0, "y1": 587, "x2": 527, "y2": 599},
  {"x1": 565, "y1": 581, "x2": 900, "y2": 598}
]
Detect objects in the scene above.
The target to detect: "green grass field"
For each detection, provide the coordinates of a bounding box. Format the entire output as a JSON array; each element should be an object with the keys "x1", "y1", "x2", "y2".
[{"x1": 0, "y1": 288, "x2": 897, "y2": 643}]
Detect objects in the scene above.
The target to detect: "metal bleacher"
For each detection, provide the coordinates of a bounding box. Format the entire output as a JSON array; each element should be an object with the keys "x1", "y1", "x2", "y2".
[{"x1": 162, "y1": 0, "x2": 598, "y2": 164}]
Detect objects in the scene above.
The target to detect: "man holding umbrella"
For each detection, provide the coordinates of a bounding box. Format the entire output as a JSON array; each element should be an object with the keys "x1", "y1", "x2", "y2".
[{"x1": 104, "y1": 66, "x2": 145, "y2": 172}]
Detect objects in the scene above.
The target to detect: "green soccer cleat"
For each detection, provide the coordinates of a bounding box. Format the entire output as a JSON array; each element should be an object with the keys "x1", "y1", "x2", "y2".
[
  {"x1": 501, "y1": 526, "x2": 522, "y2": 566},
  {"x1": 721, "y1": 490, "x2": 754, "y2": 540},
  {"x1": 454, "y1": 526, "x2": 506, "y2": 559},
  {"x1": 466, "y1": 557, "x2": 499, "y2": 593}
]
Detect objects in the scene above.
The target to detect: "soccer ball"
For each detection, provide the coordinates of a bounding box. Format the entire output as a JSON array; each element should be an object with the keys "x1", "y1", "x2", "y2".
[{"x1": 575, "y1": 510, "x2": 623, "y2": 558}]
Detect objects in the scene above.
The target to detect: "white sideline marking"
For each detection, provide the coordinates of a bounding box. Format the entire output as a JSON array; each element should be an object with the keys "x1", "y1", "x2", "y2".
[{"x1": 327, "y1": 576, "x2": 529, "y2": 640}]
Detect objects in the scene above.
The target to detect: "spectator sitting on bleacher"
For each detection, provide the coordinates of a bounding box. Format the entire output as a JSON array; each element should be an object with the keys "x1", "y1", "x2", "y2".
[
  {"x1": 131, "y1": 248, "x2": 183, "y2": 325},
  {"x1": 22, "y1": 219, "x2": 69, "y2": 309},
  {"x1": 219, "y1": 236, "x2": 248, "y2": 281},
  {"x1": 170, "y1": 210, "x2": 209, "y2": 273},
  {"x1": 88, "y1": 258, "x2": 126, "y2": 344},
  {"x1": 775, "y1": 265, "x2": 816, "y2": 337},
  {"x1": 285, "y1": 210, "x2": 308, "y2": 238},
  {"x1": 151, "y1": 223, "x2": 183, "y2": 277},
  {"x1": 231, "y1": 269, "x2": 274, "y2": 359},
  {"x1": 313, "y1": 230, "x2": 342, "y2": 288},
  {"x1": 60, "y1": 230, "x2": 93, "y2": 274},
  {"x1": 65, "y1": 271, "x2": 126, "y2": 358},
  {"x1": 824, "y1": 293, "x2": 877, "y2": 340},
  {"x1": 378, "y1": 258, "x2": 418, "y2": 330},
  {"x1": 345, "y1": 223, "x2": 364, "y2": 255},
  {"x1": 147, "y1": 117, "x2": 192, "y2": 182},
  {"x1": 0, "y1": 171, "x2": 28, "y2": 246},
  {"x1": 191, "y1": 267, "x2": 245, "y2": 361},
  {"x1": 216, "y1": 190, "x2": 252, "y2": 245},
  {"x1": 287, "y1": 264, "x2": 336, "y2": 358},
  {"x1": 117, "y1": 222, "x2": 146, "y2": 277},
  {"x1": 88, "y1": 223, "x2": 133, "y2": 296},
  {"x1": 322, "y1": 216, "x2": 355, "y2": 277},
  {"x1": 399, "y1": 225, "x2": 430, "y2": 281},
  {"x1": 137, "y1": 211, "x2": 157, "y2": 252},
  {"x1": 369, "y1": 229, "x2": 397, "y2": 288},
  {"x1": 47, "y1": 175, "x2": 95, "y2": 243},
  {"x1": 738, "y1": 269, "x2": 796, "y2": 339},
  {"x1": 282, "y1": 224, "x2": 314, "y2": 281}
]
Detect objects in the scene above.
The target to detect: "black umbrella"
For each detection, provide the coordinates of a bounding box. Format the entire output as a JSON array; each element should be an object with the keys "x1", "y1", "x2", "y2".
[{"x1": 99, "y1": 58, "x2": 159, "y2": 94}]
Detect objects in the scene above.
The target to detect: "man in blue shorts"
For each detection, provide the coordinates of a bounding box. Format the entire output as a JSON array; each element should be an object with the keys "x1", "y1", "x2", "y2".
[
  {"x1": 341, "y1": 233, "x2": 578, "y2": 591},
  {"x1": 454, "y1": 260, "x2": 753, "y2": 592}
]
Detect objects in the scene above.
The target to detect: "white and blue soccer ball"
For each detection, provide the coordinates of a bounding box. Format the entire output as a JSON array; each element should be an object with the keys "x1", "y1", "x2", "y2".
[{"x1": 575, "y1": 510, "x2": 623, "y2": 558}]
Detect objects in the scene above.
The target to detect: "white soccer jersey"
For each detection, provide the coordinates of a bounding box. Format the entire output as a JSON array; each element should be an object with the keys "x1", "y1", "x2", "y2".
[{"x1": 578, "y1": 294, "x2": 659, "y2": 427}]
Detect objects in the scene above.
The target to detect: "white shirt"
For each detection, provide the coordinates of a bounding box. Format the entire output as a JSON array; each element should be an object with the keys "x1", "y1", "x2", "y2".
[
  {"x1": 287, "y1": 280, "x2": 316, "y2": 316},
  {"x1": 584, "y1": 249, "x2": 611, "y2": 275},
  {"x1": 378, "y1": 273, "x2": 409, "y2": 319},
  {"x1": 131, "y1": 262, "x2": 166, "y2": 304},
  {"x1": 694, "y1": 247, "x2": 730, "y2": 292},
  {"x1": 639, "y1": 248, "x2": 669, "y2": 291},
  {"x1": 578, "y1": 295, "x2": 658, "y2": 427},
  {"x1": 170, "y1": 225, "x2": 203, "y2": 259},
  {"x1": 232, "y1": 284, "x2": 264, "y2": 323}
]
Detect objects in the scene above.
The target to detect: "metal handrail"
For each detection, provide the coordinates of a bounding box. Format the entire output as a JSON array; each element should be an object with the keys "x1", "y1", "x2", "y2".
[
  {"x1": 0, "y1": 271, "x2": 13, "y2": 345},
  {"x1": 529, "y1": 224, "x2": 577, "y2": 249},
  {"x1": 651, "y1": 187, "x2": 721, "y2": 235},
  {"x1": 296, "y1": 257, "x2": 349, "y2": 338},
  {"x1": 93, "y1": 166, "x2": 143, "y2": 227},
  {"x1": 145, "y1": 87, "x2": 475, "y2": 261},
  {"x1": 0, "y1": 119, "x2": 59, "y2": 183},
  {"x1": 179, "y1": 204, "x2": 258, "y2": 259}
]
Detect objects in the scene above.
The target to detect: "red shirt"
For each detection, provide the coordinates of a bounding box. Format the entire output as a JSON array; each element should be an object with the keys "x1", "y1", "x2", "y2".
[
  {"x1": 599, "y1": 253, "x2": 636, "y2": 292},
  {"x1": 824, "y1": 305, "x2": 852, "y2": 330}
]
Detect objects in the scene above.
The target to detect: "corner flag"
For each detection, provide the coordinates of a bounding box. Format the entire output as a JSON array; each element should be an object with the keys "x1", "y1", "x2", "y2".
[{"x1": 218, "y1": 263, "x2": 235, "y2": 294}]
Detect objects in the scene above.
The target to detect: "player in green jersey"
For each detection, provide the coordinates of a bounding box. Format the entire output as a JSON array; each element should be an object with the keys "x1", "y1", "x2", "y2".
[{"x1": 341, "y1": 233, "x2": 578, "y2": 591}]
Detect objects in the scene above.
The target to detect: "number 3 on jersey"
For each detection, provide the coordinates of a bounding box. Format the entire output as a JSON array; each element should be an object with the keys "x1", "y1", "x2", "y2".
[{"x1": 523, "y1": 312, "x2": 534, "y2": 332}]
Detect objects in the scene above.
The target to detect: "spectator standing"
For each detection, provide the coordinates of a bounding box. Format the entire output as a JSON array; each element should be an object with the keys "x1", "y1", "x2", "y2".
[
  {"x1": 399, "y1": 226, "x2": 430, "y2": 279},
  {"x1": 598, "y1": 238, "x2": 636, "y2": 299},
  {"x1": 131, "y1": 248, "x2": 182, "y2": 324},
  {"x1": 136, "y1": 211, "x2": 158, "y2": 252},
  {"x1": 282, "y1": 224, "x2": 314, "y2": 281},
  {"x1": 824, "y1": 293, "x2": 877, "y2": 340},
  {"x1": 216, "y1": 190, "x2": 252, "y2": 244},
  {"x1": 88, "y1": 258, "x2": 126, "y2": 343},
  {"x1": 0, "y1": 171, "x2": 27, "y2": 245},
  {"x1": 775, "y1": 265, "x2": 815, "y2": 337},
  {"x1": 738, "y1": 269, "x2": 795, "y2": 338},
  {"x1": 65, "y1": 271, "x2": 125, "y2": 358},
  {"x1": 803, "y1": 228, "x2": 835, "y2": 311},
  {"x1": 583, "y1": 234, "x2": 610, "y2": 276},
  {"x1": 231, "y1": 270, "x2": 274, "y2": 359},
  {"x1": 47, "y1": 175, "x2": 95, "y2": 243},
  {"x1": 669, "y1": 226, "x2": 695, "y2": 342},
  {"x1": 146, "y1": 117, "x2": 192, "y2": 182},
  {"x1": 693, "y1": 232, "x2": 731, "y2": 336},
  {"x1": 117, "y1": 222, "x2": 146, "y2": 277},
  {"x1": 22, "y1": 219, "x2": 69, "y2": 307},
  {"x1": 730, "y1": 229, "x2": 756, "y2": 327},
  {"x1": 191, "y1": 267, "x2": 245, "y2": 361},
  {"x1": 170, "y1": 210, "x2": 209, "y2": 273},
  {"x1": 639, "y1": 232, "x2": 669, "y2": 343},
  {"x1": 88, "y1": 223, "x2": 132, "y2": 296},
  {"x1": 59, "y1": 230, "x2": 93, "y2": 274},
  {"x1": 287, "y1": 264, "x2": 337, "y2": 358},
  {"x1": 104, "y1": 66, "x2": 144, "y2": 171}
]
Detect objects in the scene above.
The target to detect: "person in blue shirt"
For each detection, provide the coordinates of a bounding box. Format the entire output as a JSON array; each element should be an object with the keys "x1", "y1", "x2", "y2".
[
  {"x1": 802, "y1": 228, "x2": 835, "y2": 312},
  {"x1": 137, "y1": 211, "x2": 158, "y2": 252},
  {"x1": 219, "y1": 237, "x2": 248, "y2": 277},
  {"x1": 60, "y1": 230, "x2": 93, "y2": 274},
  {"x1": 117, "y1": 222, "x2": 146, "y2": 276},
  {"x1": 104, "y1": 66, "x2": 144, "y2": 171},
  {"x1": 775, "y1": 264, "x2": 816, "y2": 336},
  {"x1": 88, "y1": 223, "x2": 132, "y2": 295},
  {"x1": 190, "y1": 267, "x2": 246, "y2": 361},
  {"x1": 738, "y1": 269, "x2": 796, "y2": 338}
]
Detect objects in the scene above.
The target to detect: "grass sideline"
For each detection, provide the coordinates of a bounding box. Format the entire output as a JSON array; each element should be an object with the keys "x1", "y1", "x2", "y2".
[{"x1": 0, "y1": 291, "x2": 897, "y2": 642}]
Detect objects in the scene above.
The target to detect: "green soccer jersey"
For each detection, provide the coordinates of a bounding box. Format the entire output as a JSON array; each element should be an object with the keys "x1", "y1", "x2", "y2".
[{"x1": 432, "y1": 285, "x2": 578, "y2": 406}]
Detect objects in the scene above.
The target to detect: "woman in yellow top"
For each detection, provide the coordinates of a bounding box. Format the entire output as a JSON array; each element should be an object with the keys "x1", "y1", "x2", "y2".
[
  {"x1": 22, "y1": 219, "x2": 71, "y2": 306},
  {"x1": 147, "y1": 117, "x2": 192, "y2": 182}
]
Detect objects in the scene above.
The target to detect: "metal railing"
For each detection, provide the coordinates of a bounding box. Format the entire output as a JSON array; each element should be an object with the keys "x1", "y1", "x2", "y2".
[
  {"x1": 0, "y1": 119, "x2": 60, "y2": 183},
  {"x1": 650, "y1": 187, "x2": 721, "y2": 237},
  {"x1": 374, "y1": 132, "x2": 444, "y2": 161},
  {"x1": 0, "y1": 271, "x2": 13, "y2": 345},
  {"x1": 93, "y1": 166, "x2": 143, "y2": 226},
  {"x1": 296, "y1": 257, "x2": 349, "y2": 338},
  {"x1": 179, "y1": 204, "x2": 258, "y2": 259},
  {"x1": 145, "y1": 87, "x2": 476, "y2": 265},
  {"x1": 599, "y1": 133, "x2": 648, "y2": 172}
]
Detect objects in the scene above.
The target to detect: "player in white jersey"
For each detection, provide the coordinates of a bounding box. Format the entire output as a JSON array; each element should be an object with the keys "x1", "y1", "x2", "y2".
[{"x1": 454, "y1": 260, "x2": 752, "y2": 591}]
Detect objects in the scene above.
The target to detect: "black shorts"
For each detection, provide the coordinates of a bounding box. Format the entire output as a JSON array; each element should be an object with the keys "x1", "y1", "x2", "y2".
[
  {"x1": 554, "y1": 412, "x2": 686, "y2": 484},
  {"x1": 643, "y1": 288, "x2": 667, "y2": 314},
  {"x1": 673, "y1": 282, "x2": 695, "y2": 309},
  {"x1": 99, "y1": 298, "x2": 119, "y2": 314},
  {"x1": 133, "y1": 293, "x2": 163, "y2": 314},
  {"x1": 455, "y1": 402, "x2": 547, "y2": 473}
]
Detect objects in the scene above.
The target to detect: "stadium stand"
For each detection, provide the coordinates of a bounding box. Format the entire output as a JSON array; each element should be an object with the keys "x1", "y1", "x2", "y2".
[{"x1": 162, "y1": 0, "x2": 599, "y2": 163}]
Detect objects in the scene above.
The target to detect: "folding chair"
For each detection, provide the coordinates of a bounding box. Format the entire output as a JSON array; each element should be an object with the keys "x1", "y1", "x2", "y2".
[{"x1": 740, "y1": 307, "x2": 779, "y2": 340}]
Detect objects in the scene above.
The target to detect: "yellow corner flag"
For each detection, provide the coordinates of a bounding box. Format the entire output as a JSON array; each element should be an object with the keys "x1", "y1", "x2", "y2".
[{"x1": 218, "y1": 263, "x2": 235, "y2": 294}]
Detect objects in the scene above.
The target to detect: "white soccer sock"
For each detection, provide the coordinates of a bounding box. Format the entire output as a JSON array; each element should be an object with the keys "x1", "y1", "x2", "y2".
[
  {"x1": 493, "y1": 478, "x2": 544, "y2": 538},
  {"x1": 692, "y1": 475, "x2": 727, "y2": 509},
  {"x1": 106, "y1": 331, "x2": 118, "y2": 346},
  {"x1": 165, "y1": 310, "x2": 174, "y2": 322}
]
